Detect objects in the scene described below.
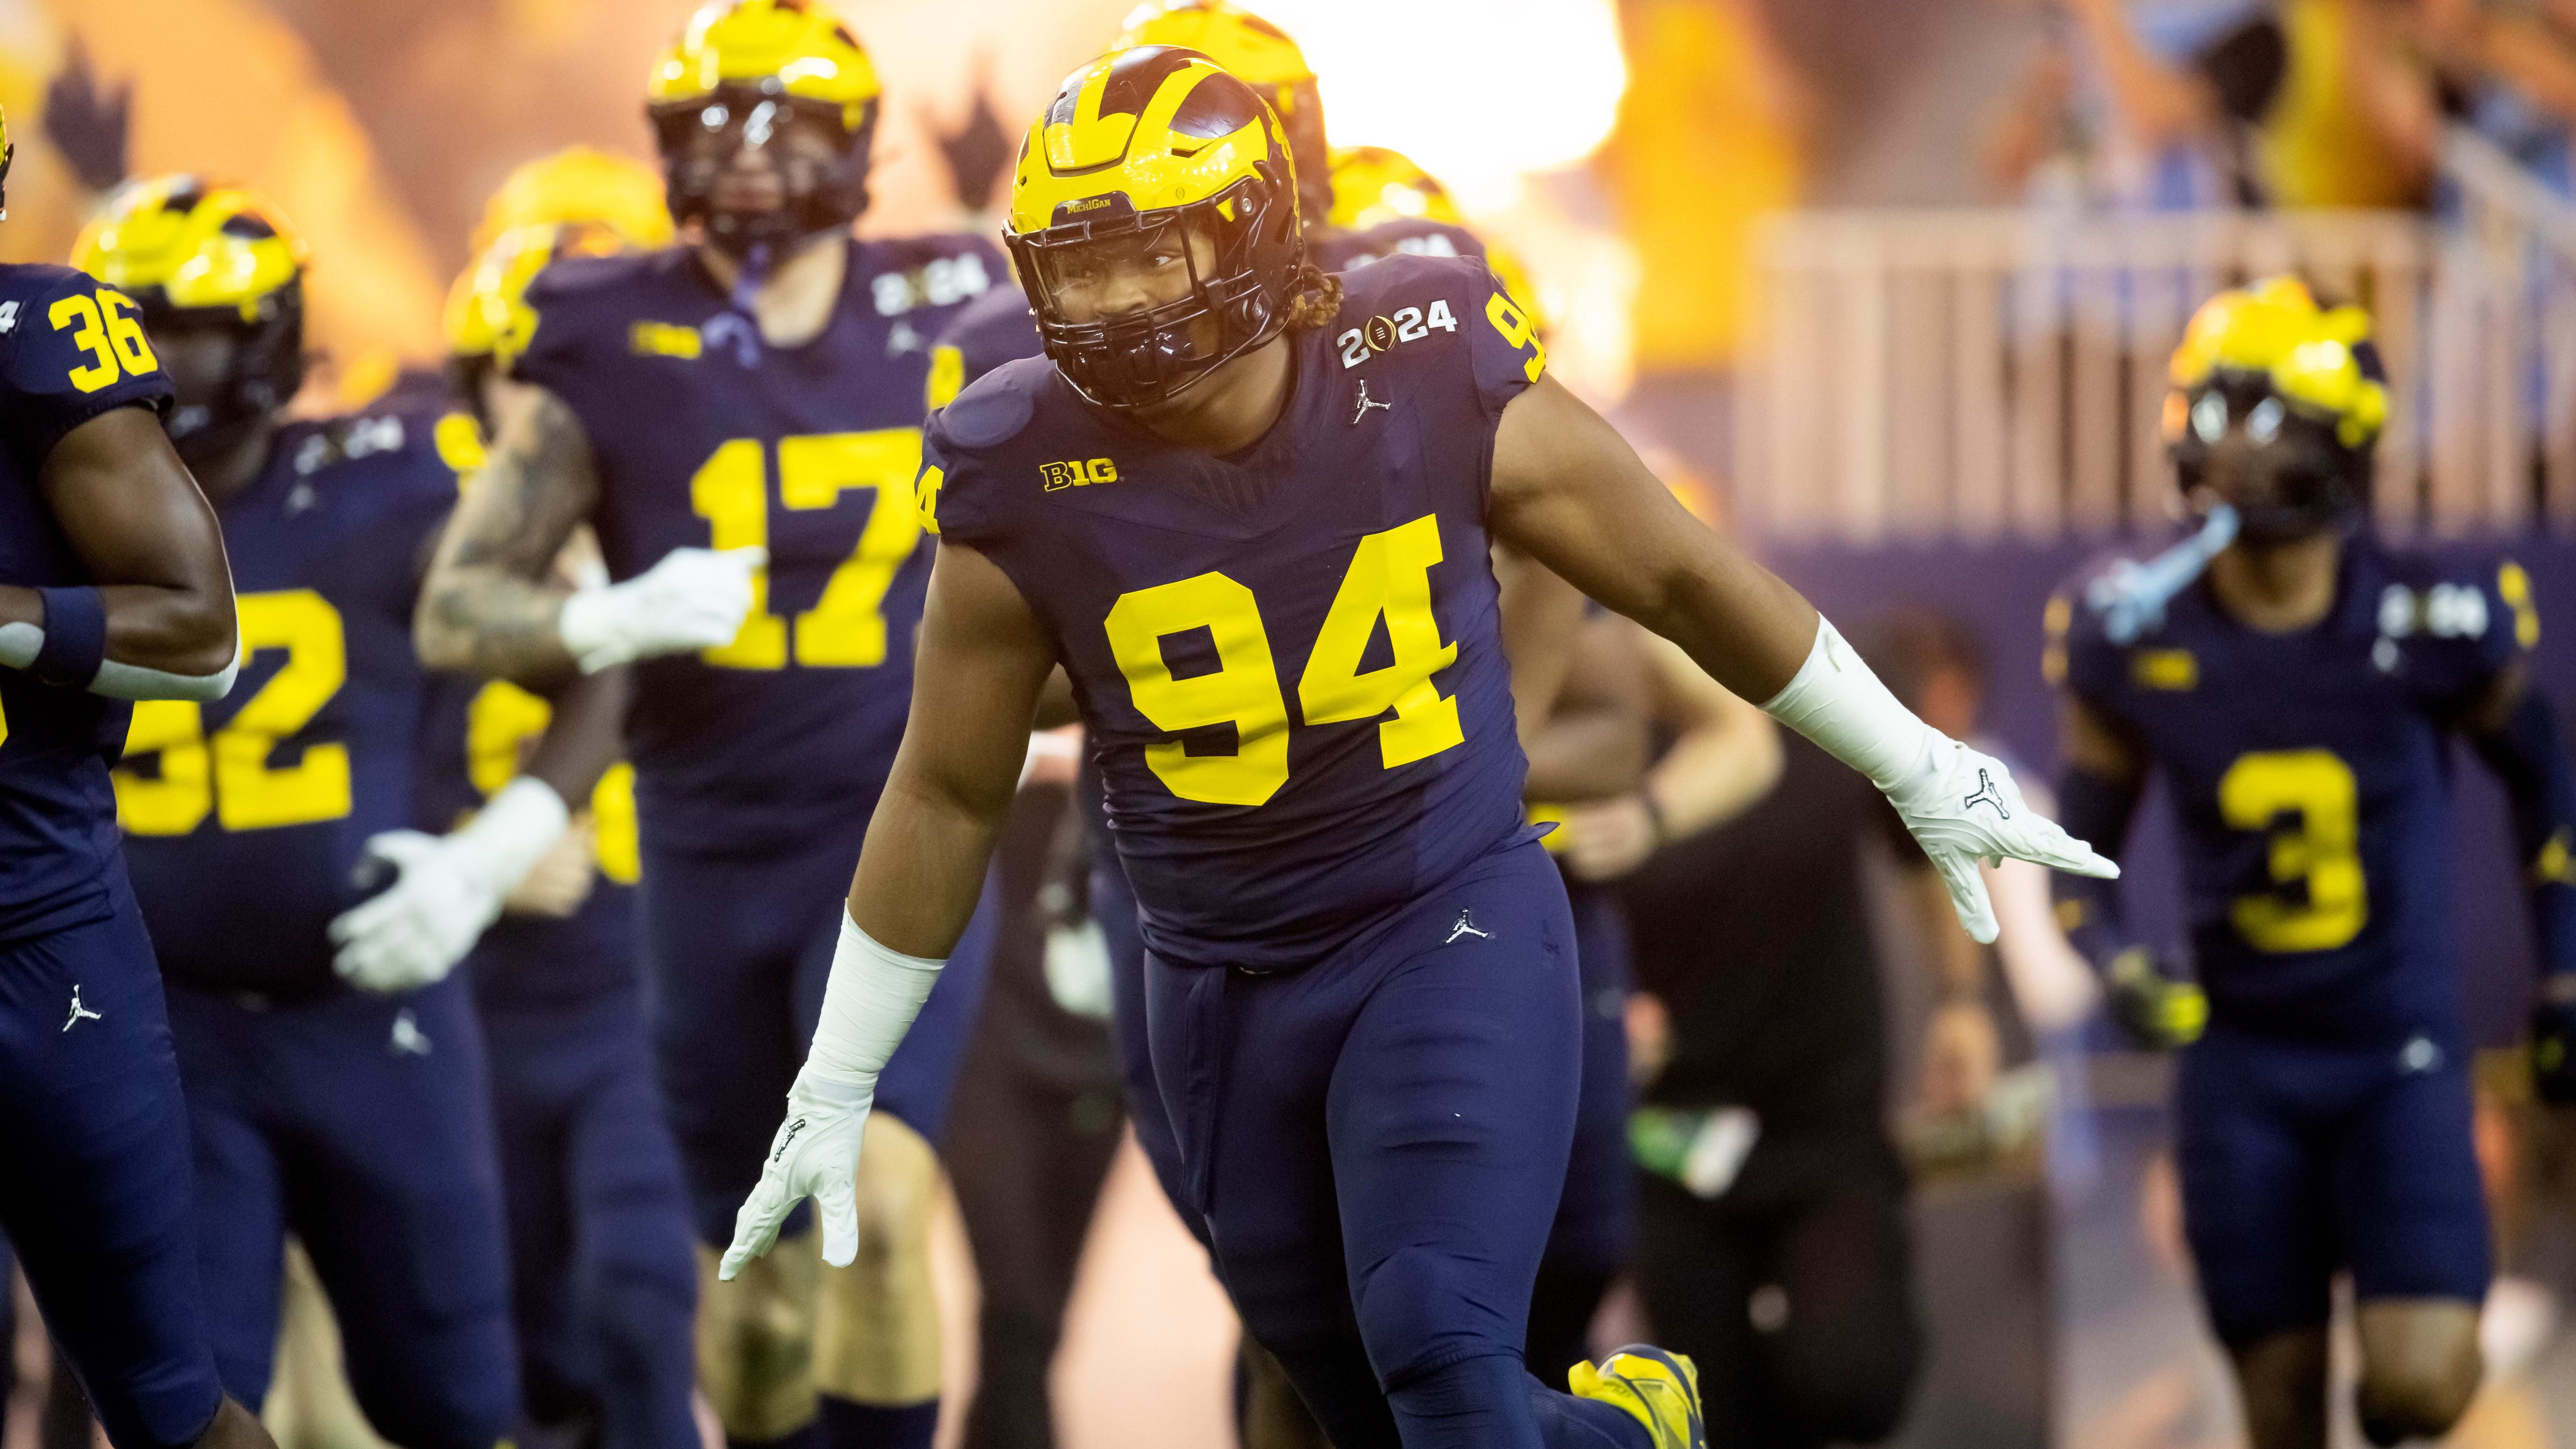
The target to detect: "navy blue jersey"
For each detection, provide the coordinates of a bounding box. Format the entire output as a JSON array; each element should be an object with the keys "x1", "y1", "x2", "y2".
[
  {"x1": 513, "y1": 235, "x2": 1002, "y2": 851},
  {"x1": 2052, "y1": 536, "x2": 2536, "y2": 1039},
  {"x1": 928, "y1": 222, "x2": 1501, "y2": 411},
  {"x1": 922, "y1": 254, "x2": 1548, "y2": 970},
  {"x1": 417, "y1": 672, "x2": 640, "y2": 1012},
  {"x1": 116, "y1": 409, "x2": 463, "y2": 996},
  {"x1": 0, "y1": 264, "x2": 174, "y2": 938}
]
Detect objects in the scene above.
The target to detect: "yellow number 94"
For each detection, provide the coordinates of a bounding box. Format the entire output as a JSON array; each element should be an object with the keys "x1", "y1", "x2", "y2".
[{"x1": 2218, "y1": 748, "x2": 2368, "y2": 954}]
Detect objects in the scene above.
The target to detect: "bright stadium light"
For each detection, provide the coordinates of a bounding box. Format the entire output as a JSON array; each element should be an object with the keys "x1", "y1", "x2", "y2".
[{"x1": 1254, "y1": 0, "x2": 1627, "y2": 211}]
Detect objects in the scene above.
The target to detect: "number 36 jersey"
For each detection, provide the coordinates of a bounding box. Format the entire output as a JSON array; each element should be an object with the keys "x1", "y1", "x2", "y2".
[
  {"x1": 0, "y1": 264, "x2": 173, "y2": 938},
  {"x1": 116, "y1": 409, "x2": 464, "y2": 997},
  {"x1": 922, "y1": 254, "x2": 1547, "y2": 971},
  {"x1": 514, "y1": 234, "x2": 1001, "y2": 850},
  {"x1": 2050, "y1": 537, "x2": 2537, "y2": 1040}
]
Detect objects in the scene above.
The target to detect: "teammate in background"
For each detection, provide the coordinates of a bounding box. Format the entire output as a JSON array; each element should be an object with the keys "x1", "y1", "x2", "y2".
[
  {"x1": 437, "y1": 149, "x2": 702, "y2": 1449},
  {"x1": 76, "y1": 178, "x2": 584, "y2": 1447},
  {"x1": 0, "y1": 110, "x2": 271, "y2": 1449},
  {"x1": 413, "y1": 6, "x2": 1003, "y2": 1447},
  {"x1": 2048, "y1": 277, "x2": 2576, "y2": 1449},
  {"x1": 727, "y1": 46, "x2": 2112, "y2": 1449}
]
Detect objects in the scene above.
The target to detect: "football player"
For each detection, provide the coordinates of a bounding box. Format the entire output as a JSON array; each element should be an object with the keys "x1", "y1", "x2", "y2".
[
  {"x1": 82, "y1": 178, "x2": 599, "y2": 1449},
  {"x1": 727, "y1": 47, "x2": 2110, "y2": 1449},
  {"x1": 0, "y1": 112, "x2": 272, "y2": 1449},
  {"x1": 2047, "y1": 277, "x2": 2576, "y2": 1449},
  {"x1": 434, "y1": 149, "x2": 702, "y2": 1449},
  {"x1": 412, "y1": 5, "x2": 1003, "y2": 1448}
]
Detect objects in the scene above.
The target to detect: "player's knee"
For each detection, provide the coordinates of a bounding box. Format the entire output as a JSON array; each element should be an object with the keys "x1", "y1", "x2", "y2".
[
  {"x1": 846, "y1": 1116, "x2": 940, "y2": 1281},
  {"x1": 1350, "y1": 1244, "x2": 1515, "y2": 1383}
]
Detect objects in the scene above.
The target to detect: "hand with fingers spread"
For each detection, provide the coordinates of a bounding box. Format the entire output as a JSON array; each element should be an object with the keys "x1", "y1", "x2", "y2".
[
  {"x1": 722, "y1": 911, "x2": 945, "y2": 1279},
  {"x1": 558, "y1": 545, "x2": 764, "y2": 673},
  {"x1": 1762, "y1": 617, "x2": 2117, "y2": 945}
]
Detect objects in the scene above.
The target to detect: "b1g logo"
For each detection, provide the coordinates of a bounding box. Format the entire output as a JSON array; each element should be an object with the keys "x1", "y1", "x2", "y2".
[{"x1": 1041, "y1": 457, "x2": 1119, "y2": 491}]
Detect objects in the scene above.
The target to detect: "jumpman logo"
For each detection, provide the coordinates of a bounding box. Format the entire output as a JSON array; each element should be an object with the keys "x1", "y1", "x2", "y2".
[
  {"x1": 1963, "y1": 769, "x2": 2011, "y2": 820},
  {"x1": 61, "y1": 986, "x2": 101, "y2": 1032},
  {"x1": 1445, "y1": 910, "x2": 1491, "y2": 944},
  {"x1": 1351, "y1": 381, "x2": 1392, "y2": 426}
]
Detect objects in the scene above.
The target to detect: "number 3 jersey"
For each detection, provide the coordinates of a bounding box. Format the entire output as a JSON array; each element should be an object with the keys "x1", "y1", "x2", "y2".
[
  {"x1": 2050, "y1": 536, "x2": 2538, "y2": 1040},
  {"x1": 0, "y1": 264, "x2": 173, "y2": 938},
  {"x1": 117, "y1": 409, "x2": 464, "y2": 997},
  {"x1": 922, "y1": 254, "x2": 1546, "y2": 971},
  {"x1": 513, "y1": 234, "x2": 1001, "y2": 850}
]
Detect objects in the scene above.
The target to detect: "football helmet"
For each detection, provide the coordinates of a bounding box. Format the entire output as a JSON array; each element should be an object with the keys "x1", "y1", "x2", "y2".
[
  {"x1": 1326, "y1": 145, "x2": 1466, "y2": 231},
  {"x1": 646, "y1": 0, "x2": 881, "y2": 260},
  {"x1": 470, "y1": 146, "x2": 674, "y2": 257},
  {"x1": 2164, "y1": 276, "x2": 2387, "y2": 543},
  {"x1": 1005, "y1": 46, "x2": 1308, "y2": 409},
  {"x1": 74, "y1": 177, "x2": 308, "y2": 464},
  {"x1": 1114, "y1": 0, "x2": 1329, "y2": 225},
  {"x1": 443, "y1": 220, "x2": 643, "y2": 417}
]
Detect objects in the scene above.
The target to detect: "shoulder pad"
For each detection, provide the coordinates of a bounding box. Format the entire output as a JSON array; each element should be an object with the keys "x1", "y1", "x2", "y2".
[
  {"x1": 0, "y1": 261, "x2": 90, "y2": 307},
  {"x1": 520, "y1": 248, "x2": 667, "y2": 316},
  {"x1": 1332, "y1": 250, "x2": 1486, "y2": 321},
  {"x1": 1322, "y1": 220, "x2": 1484, "y2": 272},
  {"x1": 942, "y1": 357, "x2": 1045, "y2": 450}
]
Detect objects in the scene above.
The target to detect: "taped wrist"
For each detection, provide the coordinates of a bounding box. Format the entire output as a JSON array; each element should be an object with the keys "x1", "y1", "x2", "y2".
[
  {"x1": 455, "y1": 777, "x2": 572, "y2": 895},
  {"x1": 1758, "y1": 615, "x2": 1946, "y2": 798},
  {"x1": 806, "y1": 913, "x2": 944, "y2": 1087},
  {"x1": 2053, "y1": 764, "x2": 2141, "y2": 974},
  {"x1": 31, "y1": 587, "x2": 105, "y2": 687}
]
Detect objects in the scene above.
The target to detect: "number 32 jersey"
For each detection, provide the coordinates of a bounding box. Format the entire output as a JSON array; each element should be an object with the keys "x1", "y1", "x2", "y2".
[
  {"x1": 2051, "y1": 537, "x2": 2537, "y2": 1040},
  {"x1": 922, "y1": 254, "x2": 1547, "y2": 971},
  {"x1": 514, "y1": 234, "x2": 1001, "y2": 850},
  {"x1": 0, "y1": 264, "x2": 173, "y2": 938}
]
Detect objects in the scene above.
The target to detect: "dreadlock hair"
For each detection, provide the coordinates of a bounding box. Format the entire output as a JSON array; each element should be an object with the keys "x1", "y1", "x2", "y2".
[{"x1": 1282, "y1": 262, "x2": 1342, "y2": 332}]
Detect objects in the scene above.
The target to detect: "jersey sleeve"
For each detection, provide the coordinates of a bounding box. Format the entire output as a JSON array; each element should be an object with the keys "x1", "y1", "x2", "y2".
[
  {"x1": 5, "y1": 272, "x2": 175, "y2": 471},
  {"x1": 506, "y1": 265, "x2": 601, "y2": 395},
  {"x1": 1464, "y1": 258, "x2": 1547, "y2": 418},
  {"x1": 2392, "y1": 553, "x2": 2538, "y2": 709}
]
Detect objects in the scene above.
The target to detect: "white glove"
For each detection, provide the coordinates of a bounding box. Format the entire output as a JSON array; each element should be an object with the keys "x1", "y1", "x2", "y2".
[
  {"x1": 722, "y1": 912, "x2": 943, "y2": 1278},
  {"x1": 1762, "y1": 616, "x2": 2117, "y2": 943},
  {"x1": 558, "y1": 545, "x2": 765, "y2": 673},
  {"x1": 329, "y1": 777, "x2": 572, "y2": 993}
]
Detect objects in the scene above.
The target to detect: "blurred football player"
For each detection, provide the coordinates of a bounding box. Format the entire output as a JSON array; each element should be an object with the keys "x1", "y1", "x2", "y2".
[
  {"x1": 724, "y1": 46, "x2": 2112, "y2": 1449},
  {"x1": 412, "y1": 5, "x2": 1002, "y2": 1448},
  {"x1": 81, "y1": 178, "x2": 605, "y2": 1449},
  {"x1": 435, "y1": 152, "x2": 701, "y2": 1449},
  {"x1": 2048, "y1": 277, "x2": 2576, "y2": 1449},
  {"x1": 0, "y1": 111, "x2": 271, "y2": 1449}
]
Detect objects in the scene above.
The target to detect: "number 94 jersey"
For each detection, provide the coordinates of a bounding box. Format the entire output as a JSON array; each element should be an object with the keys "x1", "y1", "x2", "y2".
[
  {"x1": 2050, "y1": 536, "x2": 2539, "y2": 1040},
  {"x1": 0, "y1": 264, "x2": 173, "y2": 938},
  {"x1": 513, "y1": 234, "x2": 1001, "y2": 851},
  {"x1": 922, "y1": 254, "x2": 1549, "y2": 971}
]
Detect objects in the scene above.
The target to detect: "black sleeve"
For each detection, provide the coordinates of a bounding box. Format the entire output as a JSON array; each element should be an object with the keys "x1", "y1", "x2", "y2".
[{"x1": 7, "y1": 273, "x2": 174, "y2": 473}]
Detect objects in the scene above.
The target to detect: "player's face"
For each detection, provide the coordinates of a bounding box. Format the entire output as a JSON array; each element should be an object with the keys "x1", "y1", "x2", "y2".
[
  {"x1": 1039, "y1": 220, "x2": 1217, "y2": 330},
  {"x1": 2173, "y1": 379, "x2": 2348, "y2": 540},
  {"x1": 669, "y1": 101, "x2": 841, "y2": 224},
  {"x1": 147, "y1": 318, "x2": 244, "y2": 438}
]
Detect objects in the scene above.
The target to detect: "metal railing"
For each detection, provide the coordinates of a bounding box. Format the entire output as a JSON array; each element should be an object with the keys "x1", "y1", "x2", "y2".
[{"x1": 1734, "y1": 129, "x2": 2576, "y2": 544}]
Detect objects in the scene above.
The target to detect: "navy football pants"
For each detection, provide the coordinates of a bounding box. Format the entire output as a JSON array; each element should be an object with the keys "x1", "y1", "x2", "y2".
[
  {"x1": 1102, "y1": 847, "x2": 1638, "y2": 1382},
  {"x1": 481, "y1": 987, "x2": 699, "y2": 1449},
  {"x1": 1147, "y1": 841, "x2": 1647, "y2": 1449},
  {"x1": 2177, "y1": 1019, "x2": 2493, "y2": 1346},
  {"x1": 639, "y1": 822, "x2": 993, "y2": 1246},
  {"x1": 0, "y1": 881, "x2": 224, "y2": 1448},
  {"x1": 170, "y1": 972, "x2": 517, "y2": 1449}
]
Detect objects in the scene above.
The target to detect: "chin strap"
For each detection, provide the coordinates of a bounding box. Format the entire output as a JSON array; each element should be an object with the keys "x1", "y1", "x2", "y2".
[
  {"x1": 2085, "y1": 502, "x2": 2240, "y2": 645},
  {"x1": 699, "y1": 240, "x2": 774, "y2": 370}
]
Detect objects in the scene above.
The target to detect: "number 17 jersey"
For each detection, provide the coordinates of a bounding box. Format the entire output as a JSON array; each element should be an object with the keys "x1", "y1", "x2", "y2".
[
  {"x1": 921, "y1": 255, "x2": 1547, "y2": 971},
  {"x1": 514, "y1": 234, "x2": 1000, "y2": 849}
]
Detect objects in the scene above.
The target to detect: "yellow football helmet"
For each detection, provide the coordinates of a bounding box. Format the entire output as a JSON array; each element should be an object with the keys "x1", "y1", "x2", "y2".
[
  {"x1": 646, "y1": 0, "x2": 882, "y2": 257},
  {"x1": 470, "y1": 147, "x2": 674, "y2": 257},
  {"x1": 75, "y1": 177, "x2": 310, "y2": 459},
  {"x1": 2164, "y1": 276, "x2": 2388, "y2": 539},
  {"x1": 1326, "y1": 146, "x2": 1465, "y2": 231},
  {"x1": 1006, "y1": 46, "x2": 1307, "y2": 408},
  {"x1": 1114, "y1": 1, "x2": 1329, "y2": 224}
]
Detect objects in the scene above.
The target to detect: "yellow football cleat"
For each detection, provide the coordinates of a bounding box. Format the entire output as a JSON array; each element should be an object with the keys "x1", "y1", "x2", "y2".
[{"x1": 1569, "y1": 1345, "x2": 1706, "y2": 1449}]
